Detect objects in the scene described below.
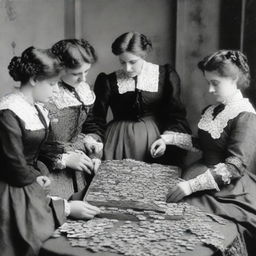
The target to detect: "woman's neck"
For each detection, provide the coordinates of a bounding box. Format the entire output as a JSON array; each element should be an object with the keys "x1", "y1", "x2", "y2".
[{"x1": 19, "y1": 84, "x2": 35, "y2": 105}]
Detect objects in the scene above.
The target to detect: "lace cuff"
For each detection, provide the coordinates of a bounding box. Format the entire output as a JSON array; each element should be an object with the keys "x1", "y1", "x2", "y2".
[
  {"x1": 83, "y1": 135, "x2": 103, "y2": 152},
  {"x1": 161, "y1": 131, "x2": 200, "y2": 152},
  {"x1": 188, "y1": 169, "x2": 220, "y2": 193},
  {"x1": 212, "y1": 163, "x2": 232, "y2": 185},
  {"x1": 49, "y1": 196, "x2": 71, "y2": 217},
  {"x1": 53, "y1": 153, "x2": 68, "y2": 170}
]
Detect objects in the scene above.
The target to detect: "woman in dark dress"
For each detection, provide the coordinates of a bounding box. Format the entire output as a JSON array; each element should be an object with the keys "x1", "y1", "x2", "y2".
[
  {"x1": 92, "y1": 32, "x2": 190, "y2": 164},
  {"x1": 165, "y1": 50, "x2": 256, "y2": 255},
  {"x1": 0, "y1": 46, "x2": 100, "y2": 256},
  {"x1": 39, "y1": 39, "x2": 102, "y2": 199}
]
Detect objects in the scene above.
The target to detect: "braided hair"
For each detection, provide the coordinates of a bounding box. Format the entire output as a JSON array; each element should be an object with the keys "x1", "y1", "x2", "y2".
[
  {"x1": 51, "y1": 39, "x2": 97, "y2": 69},
  {"x1": 198, "y1": 50, "x2": 250, "y2": 90},
  {"x1": 111, "y1": 32, "x2": 152, "y2": 57},
  {"x1": 8, "y1": 46, "x2": 62, "y2": 84}
]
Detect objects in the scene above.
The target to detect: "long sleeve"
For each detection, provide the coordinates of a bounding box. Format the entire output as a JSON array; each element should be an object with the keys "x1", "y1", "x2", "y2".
[
  {"x1": 82, "y1": 106, "x2": 103, "y2": 143},
  {"x1": 160, "y1": 65, "x2": 191, "y2": 134},
  {"x1": 209, "y1": 112, "x2": 256, "y2": 187},
  {"x1": 90, "y1": 73, "x2": 112, "y2": 140},
  {"x1": 0, "y1": 110, "x2": 40, "y2": 187},
  {"x1": 39, "y1": 138, "x2": 67, "y2": 170}
]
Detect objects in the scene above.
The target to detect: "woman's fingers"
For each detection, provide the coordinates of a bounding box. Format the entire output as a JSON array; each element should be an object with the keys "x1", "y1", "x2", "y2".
[{"x1": 166, "y1": 186, "x2": 185, "y2": 203}]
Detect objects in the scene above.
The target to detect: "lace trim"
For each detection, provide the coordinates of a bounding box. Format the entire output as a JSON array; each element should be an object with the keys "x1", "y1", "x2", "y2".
[
  {"x1": 116, "y1": 61, "x2": 159, "y2": 94},
  {"x1": 161, "y1": 131, "x2": 199, "y2": 152},
  {"x1": 0, "y1": 92, "x2": 49, "y2": 131},
  {"x1": 188, "y1": 169, "x2": 220, "y2": 193},
  {"x1": 225, "y1": 156, "x2": 244, "y2": 170},
  {"x1": 212, "y1": 163, "x2": 232, "y2": 185},
  {"x1": 198, "y1": 97, "x2": 255, "y2": 139},
  {"x1": 50, "y1": 82, "x2": 95, "y2": 109}
]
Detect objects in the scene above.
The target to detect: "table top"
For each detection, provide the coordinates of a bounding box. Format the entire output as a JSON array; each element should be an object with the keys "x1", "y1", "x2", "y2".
[{"x1": 40, "y1": 160, "x2": 239, "y2": 256}]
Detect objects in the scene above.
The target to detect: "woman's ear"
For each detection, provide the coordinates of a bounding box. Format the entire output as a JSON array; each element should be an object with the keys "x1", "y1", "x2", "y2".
[{"x1": 29, "y1": 77, "x2": 37, "y2": 87}]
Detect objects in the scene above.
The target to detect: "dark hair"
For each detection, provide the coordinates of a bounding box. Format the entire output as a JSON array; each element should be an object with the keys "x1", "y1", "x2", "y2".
[
  {"x1": 8, "y1": 46, "x2": 62, "y2": 84},
  {"x1": 51, "y1": 39, "x2": 97, "y2": 69},
  {"x1": 111, "y1": 32, "x2": 152, "y2": 57},
  {"x1": 198, "y1": 50, "x2": 250, "y2": 90}
]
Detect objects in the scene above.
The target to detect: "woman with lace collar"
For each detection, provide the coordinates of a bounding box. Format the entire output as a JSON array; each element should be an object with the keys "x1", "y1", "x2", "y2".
[
  {"x1": 39, "y1": 39, "x2": 103, "y2": 200},
  {"x1": 0, "y1": 46, "x2": 100, "y2": 256},
  {"x1": 164, "y1": 50, "x2": 256, "y2": 255},
  {"x1": 91, "y1": 31, "x2": 190, "y2": 164}
]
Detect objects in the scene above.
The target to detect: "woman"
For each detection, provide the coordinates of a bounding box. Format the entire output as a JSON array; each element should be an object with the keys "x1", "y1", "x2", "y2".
[
  {"x1": 0, "y1": 46, "x2": 100, "y2": 256},
  {"x1": 92, "y1": 32, "x2": 190, "y2": 164},
  {"x1": 39, "y1": 39, "x2": 103, "y2": 199},
  {"x1": 164, "y1": 50, "x2": 256, "y2": 255}
]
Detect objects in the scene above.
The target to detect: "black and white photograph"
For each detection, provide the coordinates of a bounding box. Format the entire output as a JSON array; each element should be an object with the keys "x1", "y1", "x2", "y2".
[{"x1": 1, "y1": 0, "x2": 256, "y2": 255}]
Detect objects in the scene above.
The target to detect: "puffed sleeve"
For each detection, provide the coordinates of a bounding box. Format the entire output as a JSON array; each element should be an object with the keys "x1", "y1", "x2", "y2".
[
  {"x1": 160, "y1": 65, "x2": 191, "y2": 134},
  {"x1": 89, "y1": 73, "x2": 112, "y2": 140},
  {"x1": 0, "y1": 110, "x2": 40, "y2": 187},
  {"x1": 210, "y1": 112, "x2": 256, "y2": 186}
]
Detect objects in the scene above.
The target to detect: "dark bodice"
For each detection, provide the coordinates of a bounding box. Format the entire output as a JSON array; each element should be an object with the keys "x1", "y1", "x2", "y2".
[
  {"x1": 93, "y1": 64, "x2": 191, "y2": 138},
  {"x1": 0, "y1": 108, "x2": 48, "y2": 186},
  {"x1": 106, "y1": 67, "x2": 167, "y2": 121},
  {"x1": 198, "y1": 111, "x2": 256, "y2": 174}
]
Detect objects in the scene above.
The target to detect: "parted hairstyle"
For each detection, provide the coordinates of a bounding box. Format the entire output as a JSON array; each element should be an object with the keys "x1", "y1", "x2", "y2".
[
  {"x1": 111, "y1": 32, "x2": 152, "y2": 57},
  {"x1": 8, "y1": 46, "x2": 62, "y2": 84},
  {"x1": 198, "y1": 50, "x2": 250, "y2": 90},
  {"x1": 51, "y1": 39, "x2": 97, "y2": 69}
]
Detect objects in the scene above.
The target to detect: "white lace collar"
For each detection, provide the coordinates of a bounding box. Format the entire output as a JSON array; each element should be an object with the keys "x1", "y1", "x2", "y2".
[
  {"x1": 198, "y1": 91, "x2": 255, "y2": 139},
  {"x1": 116, "y1": 61, "x2": 159, "y2": 94},
  {"x1": 0, "y1": 92, "x2": 49, "y2": 131},
  {"x1": 49, "y1": 81, "x2": 95, "y2": 109}
]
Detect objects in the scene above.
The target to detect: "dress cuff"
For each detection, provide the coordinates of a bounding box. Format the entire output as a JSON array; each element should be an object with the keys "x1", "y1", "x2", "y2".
[
  {"x1": 161, "y1": 131, "x2": 199, "y2": 152},
  {"x1": 188, "y1": 169, "x2": 220, "y2": 193},
  {"x1": 54, "y1": 154, "x2": 68, "y2": 170},
  {"x1": 49, "y1": 196, "x2": 71, "y2": 217}
]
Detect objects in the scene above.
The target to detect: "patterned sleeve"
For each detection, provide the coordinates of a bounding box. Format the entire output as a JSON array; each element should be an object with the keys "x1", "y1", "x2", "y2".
[
  {"x1": 210, "y1": 112, "x2": 256, "y2": 186},
  {"x1": 0, "y1": 110, "x2": 40, "y2": 186}
]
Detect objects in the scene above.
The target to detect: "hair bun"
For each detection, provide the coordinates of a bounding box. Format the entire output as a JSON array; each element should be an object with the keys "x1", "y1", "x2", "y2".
[{"x1": 8, "y1": 56, "x2": 24, "y2": 82}]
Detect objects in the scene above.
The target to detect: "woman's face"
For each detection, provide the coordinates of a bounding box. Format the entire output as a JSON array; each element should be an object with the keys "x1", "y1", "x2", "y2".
[
  {"x1": 62, "y1": 62, "x2": 91, "y2": 87},
  {"x1": 204, "y1": 71, "x2": 238, "y2": 103},
  {"x1": 118, "y1": 52, "x2": 144, "y2": 78},
  {"x1": 32, "y1": 77, "x2": 59, "y2": 103}
]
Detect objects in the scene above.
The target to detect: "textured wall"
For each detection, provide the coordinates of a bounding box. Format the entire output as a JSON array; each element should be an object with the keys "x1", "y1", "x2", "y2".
[{"x1": 0, "y1": 0, "x2": 65, "y2": 96}]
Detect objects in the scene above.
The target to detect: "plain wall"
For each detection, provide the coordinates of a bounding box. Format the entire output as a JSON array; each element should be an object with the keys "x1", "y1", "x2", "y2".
[
  {"x1": 80, "y1": 0, "x2": 177, "y2": 85},
  {"x1": 0, "y1": 0, "x2": 65, "y2": 96},
  {"x1": 176, "y1": 0, "x2": 221, "y2": 133}
]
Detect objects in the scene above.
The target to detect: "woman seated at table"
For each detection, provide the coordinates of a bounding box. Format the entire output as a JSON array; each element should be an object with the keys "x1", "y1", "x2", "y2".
[
  {"x1": 163, "y1": 50, "x2": 256, "y2": 255},
  {"x1": 91, "y1": 31, "x2": 190, "y2": 165},
  {"x1": 39, "y1": 39, "x2": 103, "y2": 200},
  {"x1": 0, "y1": 46, "x2": 100, "y2": 256}
]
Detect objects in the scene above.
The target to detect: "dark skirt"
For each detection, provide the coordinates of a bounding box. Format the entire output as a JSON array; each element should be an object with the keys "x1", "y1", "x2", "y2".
[
  {"x1": 0, "y1": 181, "x2": 65, "y2": 256},
  {"x1": 103, "y1": 117, "x2": 187, "y2": 166},
  {"x1": 183, "y1": 163, "x2": 256, "y2": 256},
  {"x1": 103, "y1": 117, "x2": 160, "y2": 162}
]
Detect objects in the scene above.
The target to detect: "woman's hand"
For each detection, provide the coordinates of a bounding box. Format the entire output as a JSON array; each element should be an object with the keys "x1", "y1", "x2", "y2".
[
  {"x1": 92, "y1": 158, "x2": 101, "y2": 174},
  {"x1": 36, "y1": 175, "x2": 51, "y2": 192},
  {"x1": 150, "y1": 138, "x2": 166, "y2": 158},
  {"x1": 84, "y1": 136, "x2": 103, "y2": 155},
  {"x1": 166, "y1": 181, "x2": 192, "y2": 203},
  {"x1": 69, "y1": 201, "x2": 100, "y2": 220},
  {"x1": 64, "y1": 150, "x2": 94, "y2": 174}
]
